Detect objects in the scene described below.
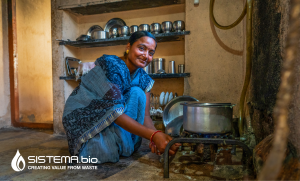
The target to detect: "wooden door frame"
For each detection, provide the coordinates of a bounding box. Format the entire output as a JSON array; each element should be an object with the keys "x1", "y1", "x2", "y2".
[{"x1": 8, "y1": 0, "x2": 53, "y2": 129}]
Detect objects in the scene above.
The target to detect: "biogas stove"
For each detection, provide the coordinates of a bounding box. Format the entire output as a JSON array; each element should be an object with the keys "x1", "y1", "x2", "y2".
[{"x1": 162, "y1": 130, "x2": 253, "y2": 178}]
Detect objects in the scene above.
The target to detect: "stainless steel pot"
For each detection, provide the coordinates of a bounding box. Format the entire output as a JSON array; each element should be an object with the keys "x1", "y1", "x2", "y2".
[
  {"x1": 92, "y1": 31, "x2": 109, "y2": 39},
  {"x1": 181, "y1": 102, "x2": 235, "y2": 134},
  {"x1": 153, "y1": 58, "x2": 165, "y2": 74}
]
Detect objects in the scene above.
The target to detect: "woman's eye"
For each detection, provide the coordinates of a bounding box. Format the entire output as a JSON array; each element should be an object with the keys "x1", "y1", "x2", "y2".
[
  {"x1": 149, "y1": 52, "x2": 155, "y2": 56},
  {"x1": 139, "y1": 47, "x2": 144, "y2": 51}
]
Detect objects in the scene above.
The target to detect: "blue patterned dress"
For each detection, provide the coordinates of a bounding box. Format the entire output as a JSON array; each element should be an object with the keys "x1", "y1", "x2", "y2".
[{"x1": 62, "y1": 55, "x2": 154, "y2": 163}]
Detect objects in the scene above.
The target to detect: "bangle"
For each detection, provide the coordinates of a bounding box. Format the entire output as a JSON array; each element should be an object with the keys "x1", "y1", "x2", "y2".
[{"x1": 150, "y1": 130, "x2": 162, "y2": 143}]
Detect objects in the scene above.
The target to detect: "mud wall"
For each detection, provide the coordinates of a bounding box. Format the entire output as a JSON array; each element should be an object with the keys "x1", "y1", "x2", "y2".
[{"x1": 185, "y1": 0, "x2": 245, "y2": 117}]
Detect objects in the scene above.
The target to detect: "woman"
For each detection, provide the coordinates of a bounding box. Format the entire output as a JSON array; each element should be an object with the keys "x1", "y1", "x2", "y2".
[{"x1": 63, "y1": 31, "x2": 180, "y2": 164}]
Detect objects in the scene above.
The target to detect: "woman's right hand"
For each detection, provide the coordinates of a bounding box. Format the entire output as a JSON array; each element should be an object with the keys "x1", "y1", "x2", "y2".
[{"x1": 151, "y1": 132, "x2": 181, "y2": 156}]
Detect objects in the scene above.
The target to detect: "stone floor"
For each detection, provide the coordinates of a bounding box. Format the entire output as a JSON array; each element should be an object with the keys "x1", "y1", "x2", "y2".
[{"x1": 0, "y1": 127, "x2": 251, "y2": 180}]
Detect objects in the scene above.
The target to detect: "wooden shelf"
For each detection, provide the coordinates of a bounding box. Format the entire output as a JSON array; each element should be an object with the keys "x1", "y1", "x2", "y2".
[
  {"x1": 58, "y1": 31, "x2": 190, "y2": 48},
  {"x1": 59, "y1": 73, "x2": 190, "y2": 81},
  {"x1": 58, "y1": 0, "x2": 185, "y2": 16}
]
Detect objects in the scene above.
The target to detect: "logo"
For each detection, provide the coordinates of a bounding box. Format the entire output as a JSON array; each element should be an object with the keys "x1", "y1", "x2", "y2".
[{"x1": 11, "y1": 150, "x2": 26, "y2": 172}]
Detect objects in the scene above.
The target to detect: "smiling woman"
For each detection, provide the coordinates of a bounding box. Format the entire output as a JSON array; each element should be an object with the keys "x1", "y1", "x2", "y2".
[{"x1": 62, "y1": 31, "x2": 180, "y2": 164}]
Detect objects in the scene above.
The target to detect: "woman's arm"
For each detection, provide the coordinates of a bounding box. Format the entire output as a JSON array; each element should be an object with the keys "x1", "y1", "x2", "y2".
[{"x1": 114, "y1": 92, "x2": 180, "y2": 155}]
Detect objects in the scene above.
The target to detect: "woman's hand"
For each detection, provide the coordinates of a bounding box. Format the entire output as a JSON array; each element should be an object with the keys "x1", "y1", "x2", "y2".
[{"x1": 150, "y1": 132, "x2": 181, "y2": 156}]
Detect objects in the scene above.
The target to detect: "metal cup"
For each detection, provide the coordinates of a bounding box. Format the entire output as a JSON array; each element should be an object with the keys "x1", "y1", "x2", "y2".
[
  {"x1": 178, "y1": 64, "x2": 185, "y2": 73},
  {"x1": 150, "y1": 23, "x2": 161, "y2": 34},
  {"x1": 139, "y1": 24, "x2": 150, "y2": 32},
  {"x1": 109, "y1": 27, "x2": 118, "y2": 38},
  {"x1": 118, "y1": 26, "x2": 130, "y2": 37},
  {"x1": 169, "y1": 61, "x2": 176, "y2": 74},
  {"x1": 130, "y1": 25, "x2": 138, "y2": 34}
]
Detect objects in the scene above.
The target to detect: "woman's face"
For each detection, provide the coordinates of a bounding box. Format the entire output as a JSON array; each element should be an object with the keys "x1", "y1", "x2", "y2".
[{"x1": 126, "y1": 36, "x2": 156, "y2": 71}]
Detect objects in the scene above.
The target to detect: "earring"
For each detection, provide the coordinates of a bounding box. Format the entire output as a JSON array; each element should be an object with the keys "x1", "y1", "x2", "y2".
[{"x1": 126, "y1": 50, "x2": 129, "y2": 54}]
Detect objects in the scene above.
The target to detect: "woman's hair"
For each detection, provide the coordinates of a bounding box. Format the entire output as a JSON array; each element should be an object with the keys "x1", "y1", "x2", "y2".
[{"x1": 124, "y1": 31, "x2": 157, "y2": 57}]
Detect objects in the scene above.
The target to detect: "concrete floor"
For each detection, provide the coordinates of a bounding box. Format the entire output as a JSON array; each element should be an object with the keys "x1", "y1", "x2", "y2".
[{"x1": 0, "y1": 127, "x2": 249, "y2": 180}]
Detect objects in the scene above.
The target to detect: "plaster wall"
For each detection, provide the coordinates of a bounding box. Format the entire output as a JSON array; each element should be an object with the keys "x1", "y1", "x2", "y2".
[
  {"x1": 185, "y1": 0, "x2": 245, "y2": 117},
  {"x1": 0, "y1": 0, "x2": 11, "y2": 128},
  {"x1": 16, "y1": 0, "x2": 53, "y2": 123}
]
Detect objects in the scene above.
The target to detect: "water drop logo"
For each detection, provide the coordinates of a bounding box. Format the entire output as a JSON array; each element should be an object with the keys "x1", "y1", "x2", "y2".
[{"x1": 11, "y1": 150, "x2": 26, "y2": 172}]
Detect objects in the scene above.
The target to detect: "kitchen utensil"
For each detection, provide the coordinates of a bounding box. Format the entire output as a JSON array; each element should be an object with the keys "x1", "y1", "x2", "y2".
[
  {"x1": 153, "y1": 58, "x2": 165, "y2": 74},
  {"x1": 130, "y1": 25, "x2": 138, "y2": 34},
  {"x1": 178, "y1": 64, "x2": 185, "y2": 73},
  {"x1": 164, "y1": 92, "x2": 169, "y2": 105},
  {"x1": 143, "y1": 64, "x2": 151, "y2": 74},
  {"x1": 118, "y1": 26, "x2": 130, "y2": 37},
  {"x1": 76, "y1": 35, "x2": 91, "y2": 41},
  {"x1": 87, "y1": 25, "x2": 103, "y2": 36},
  {"x1": 92, "y1": 31, "x2": 109, "y2": 39},
  {"x1": 109, "y1": 27, "x2": 119, "y2": 38},
  {"x1": 139, "y1": 24, "x2": 150, "y2": 32},
  {"x1": 160, "y1": 92, "x2": 165, "y2": 106},
  {"x1": 174, "y1": 92, "x2": 178, "y2": 97},
  {"x1": 168, "y1": 92, "x2": 173, "y2": 102},
  {"x1": 157, "y1": 69, "x2": 166, "y2": 74},
  {"x1": 168, "y1": 61, "x2": 176, "y2": 74},
  {"x1": 165, "y1": 115, "x2": 183, "y2": 137},
  {"x1": 65, "y1": 57, "x2": 81, "y2": 76},
  {"x1": 155, "y1": 97, "x2": 159, "y2": 109},
  {"x1": 161, "y1": 21, "x2": 173, "y2": 33},
  {"x1": 163, "y1": 95, "x2": 198, "y2": 127},
  {"x1": 181, "y1": 102, "x2": 235, "y2": 134},
  {"x1": 173, "y1": 20, "x2": 185, "y2": 32},
  {"x1": 104, "y1": 18, "x2": 126, "y2": 32},
  {"x1": 150, "y1": 23, "x2": 161, "y2": 34}
]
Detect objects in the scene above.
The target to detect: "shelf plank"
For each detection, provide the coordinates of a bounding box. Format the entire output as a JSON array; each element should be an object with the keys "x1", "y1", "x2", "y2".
[
  {"x1": 58, "y1": 0, "x2": 185, "y2": 15},
  {"x1": 58, "y1": 31, "x2": 190, "y2": 48},
  {"x1": 59, "y1": 73, "x2": 190, "y2": 81}
]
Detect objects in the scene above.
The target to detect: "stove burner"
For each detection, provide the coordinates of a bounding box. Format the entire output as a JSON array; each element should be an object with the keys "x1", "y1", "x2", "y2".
[{"x1": 163, "y1": 136, "x2": 253, "y2": 178}]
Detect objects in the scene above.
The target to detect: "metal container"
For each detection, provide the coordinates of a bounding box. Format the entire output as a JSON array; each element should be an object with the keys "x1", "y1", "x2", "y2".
[
  {"x1": 76, "y1": 35, "x2": 91, "y2": 41},
  {"x1": 92, "y1": 31, "x2": 109, "y2": 39},
  {"x1": 118, "y1": 26, "x2": 130, "y2": 37},
  {"x1": 153, "y1": 58, "x2": 165, "y2": 74},
  {"x1": 150, "y1": 23, "x2": 161, "y2": 34},
  {"x1": 109, "y1": 27, "x2": 119, "y2": 38},
  {"x1": 178, "y1": 64, "x2": 185, "y2": 73},
  {"x1": 130, "y1": 25, "x2": 138, "y2": 34},
  {"x1": 143, "y1": 64, "x2": 151, "y2": 74},
  {"x1": 173, "y1": 20, "x2": 185, "y2": 32},
  {"x1": 169, "y1": 61, "x2": 176, "y2": 74},
  {"x1": 181, "y1": 102, "x2": 235, "y2": 134},
  {"x1": 162, "y1": 21, "x2": 173, "y2": 33},
  {"x1": 139, "y1": 24, "x2": 150, "y2": 32}
]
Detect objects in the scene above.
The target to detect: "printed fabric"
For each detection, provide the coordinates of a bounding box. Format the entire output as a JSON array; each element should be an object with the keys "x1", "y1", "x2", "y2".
[{"x1": 62, "y1": 54, "x2": 154, "y2": 156}]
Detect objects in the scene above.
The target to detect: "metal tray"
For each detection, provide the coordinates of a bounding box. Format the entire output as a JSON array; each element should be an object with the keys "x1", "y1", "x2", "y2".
[
  {"x1": 163, "y1": 95, "x2": 198, "y2": 128},
  {"x1": 104, "y1": 18, "x2": 126, "y2": 32}
]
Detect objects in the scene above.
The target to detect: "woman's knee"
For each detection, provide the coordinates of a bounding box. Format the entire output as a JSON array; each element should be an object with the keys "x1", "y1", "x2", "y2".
[{"x1": 129, "y1": 87, "x2": 146, "y2": 101}]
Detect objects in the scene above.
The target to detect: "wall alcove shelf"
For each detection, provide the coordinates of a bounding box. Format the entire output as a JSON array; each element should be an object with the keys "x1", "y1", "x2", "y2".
[
  {"x1": 58, "y1": 31, "x2": 190, "y2": 48},
  {"x1": 60, "y1": 73, "x2": 190, "y2": 81},
  {"x1": 58, "y1": 0, "x2": 185, "y2": 16}
]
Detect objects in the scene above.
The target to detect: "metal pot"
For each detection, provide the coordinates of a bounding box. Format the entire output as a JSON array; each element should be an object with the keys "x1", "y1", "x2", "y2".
[
  {"x1": 92, "y1": 31, "x2": 109, "y2": 39},
  {"x1": 153, "y1": 58, "x2": 165, "y2": 74},
  {"x1": 139, "y1": 24, "x2": 150, "y2": 32},
  {"x1": 181, "y1": 102, "x2": 235, "y2": 134}
]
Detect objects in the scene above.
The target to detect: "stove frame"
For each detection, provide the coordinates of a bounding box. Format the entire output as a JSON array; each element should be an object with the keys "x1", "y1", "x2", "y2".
[{"x1": 163, "y1": 138, "x2": 253, "y2": 178}]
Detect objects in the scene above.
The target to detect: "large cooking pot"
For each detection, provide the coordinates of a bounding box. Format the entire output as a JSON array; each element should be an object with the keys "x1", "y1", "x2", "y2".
[{"x1": 181, "y1": 102, "x2": 235, "y2": 134}]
